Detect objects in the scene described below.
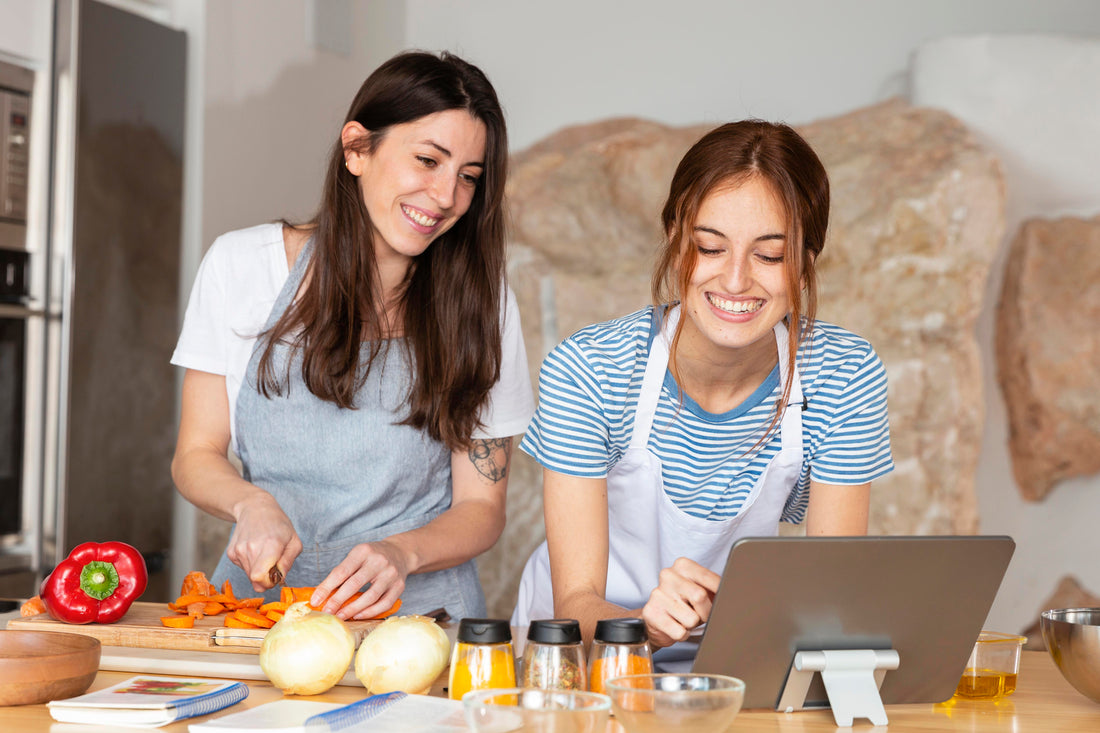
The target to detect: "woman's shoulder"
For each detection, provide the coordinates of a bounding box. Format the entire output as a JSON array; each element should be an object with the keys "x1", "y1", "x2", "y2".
[
  {"x1": 553, "y1": 306, "x2": 655, "y2": 365},
  {"x1": 799, "y1": 320, "x2": 888, "y2": 396},
  {"x1": 204, "y1": 222, "x2": 288, "y2": 269},
  {"x1": 801, "y1": 320, "x2": 881, "y2": 363}
]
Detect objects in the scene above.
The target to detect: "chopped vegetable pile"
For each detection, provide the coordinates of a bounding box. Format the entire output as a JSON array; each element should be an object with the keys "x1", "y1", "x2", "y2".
[{"x1": 159, "y1": 571, "x2": 402, "y2": 629}]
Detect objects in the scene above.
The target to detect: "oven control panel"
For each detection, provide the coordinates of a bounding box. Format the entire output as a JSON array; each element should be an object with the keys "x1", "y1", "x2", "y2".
[{"x1": 0, "y1": 87, "x2": 30, "y2": 225}]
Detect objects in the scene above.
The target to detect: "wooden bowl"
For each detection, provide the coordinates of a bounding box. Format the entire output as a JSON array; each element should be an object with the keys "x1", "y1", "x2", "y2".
[{"x1": 0, "y1": 630, "x2": 101, "y2": 706}]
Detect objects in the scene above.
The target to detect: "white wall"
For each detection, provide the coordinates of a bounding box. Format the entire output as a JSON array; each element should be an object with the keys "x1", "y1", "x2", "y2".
[
  {"x1": 200, "y1": 0, "x2": 405, "y2": 249},
  {"x1": 405, "y1": 0, "x2": 1100, "y2": 152},
  {"x1": 0, "y1": 0, "x2": 51, "y2": 67}
]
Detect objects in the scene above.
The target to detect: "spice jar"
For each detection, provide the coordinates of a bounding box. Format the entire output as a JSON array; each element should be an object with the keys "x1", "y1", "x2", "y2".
[
  {"x1": 587, "y1": 617, "x2": 653, "y2": 694},
  {"x1": 521, "y1": 619, "x2": 586, "y2": 690},
  {"x1": 448, "y1": 618, "x2": 517, "y2": 700}
]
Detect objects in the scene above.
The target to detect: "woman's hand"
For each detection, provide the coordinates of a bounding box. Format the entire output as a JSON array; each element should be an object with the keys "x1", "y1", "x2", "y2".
[
  {"x1": 225, "y1": 491, "x2": 303, "y2": 593},
  {"x1": 640, "y1": 557, "x2": 721, "y2": 650},
  {"x1": 310, "y1": 541, "x2": 410, "y2": 620}
]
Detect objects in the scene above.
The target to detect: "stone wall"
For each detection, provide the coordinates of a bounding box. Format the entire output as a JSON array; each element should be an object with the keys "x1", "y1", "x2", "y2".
[
  {"x1": 479, "y1": 100, "x2": 1006, "y2": 618},
  {"x1": 995, "y1": 215, "x2": 1100, "y2": 501}
]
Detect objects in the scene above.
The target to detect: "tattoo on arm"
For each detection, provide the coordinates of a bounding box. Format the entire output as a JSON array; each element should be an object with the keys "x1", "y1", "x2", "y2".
[{"x1": 468, "y1": 437, "x2": 513, "y2": 482}]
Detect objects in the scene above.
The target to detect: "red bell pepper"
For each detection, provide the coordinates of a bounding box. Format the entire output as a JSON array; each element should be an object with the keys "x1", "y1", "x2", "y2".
[{"x1": 40, "y1": 541, "x2": 148, "y2": 624}]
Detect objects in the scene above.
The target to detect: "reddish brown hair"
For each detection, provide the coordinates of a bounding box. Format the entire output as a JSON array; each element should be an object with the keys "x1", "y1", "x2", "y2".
[{"x1": 652, "y1": 120, "x2": 829, "y2": 432}]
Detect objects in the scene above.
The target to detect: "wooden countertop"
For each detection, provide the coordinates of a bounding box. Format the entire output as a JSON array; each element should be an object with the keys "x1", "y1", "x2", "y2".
[{"x1": 2, "y1": 651, "x2": 1098, "y2": 731}]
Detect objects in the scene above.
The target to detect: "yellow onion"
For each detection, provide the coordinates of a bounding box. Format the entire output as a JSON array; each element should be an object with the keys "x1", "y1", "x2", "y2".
[
  {"x1": 259, "y1": 601, "x2": 355, "y2": 695},
  {"x1": 355, "y1": 614, "x2": 451, "y2": 694}
]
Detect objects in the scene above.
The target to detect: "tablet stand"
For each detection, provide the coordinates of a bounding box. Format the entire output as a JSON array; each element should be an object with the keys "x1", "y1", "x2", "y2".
[{"x1": 776, "y1": 649, "x2": 900, "y2": 726}]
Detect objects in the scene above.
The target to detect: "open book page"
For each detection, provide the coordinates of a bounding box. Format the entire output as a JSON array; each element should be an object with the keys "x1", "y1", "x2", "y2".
[
  {"x1": 303, "y1": 694, "x2": 466, "y2": 732},
  {"x1": 190, "y1": 700, "x2": 345, "y2": 732}
]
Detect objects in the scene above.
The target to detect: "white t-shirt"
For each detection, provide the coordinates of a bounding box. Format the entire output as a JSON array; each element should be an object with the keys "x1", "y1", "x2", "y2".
[{"x1": 172, "y1": 222, "x2": 535, "y2": 453}]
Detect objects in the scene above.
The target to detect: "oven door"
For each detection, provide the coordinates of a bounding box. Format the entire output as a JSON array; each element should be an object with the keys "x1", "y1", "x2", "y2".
[{"x1": 0, "y1": 308, "x2": 26, "y2": 537}]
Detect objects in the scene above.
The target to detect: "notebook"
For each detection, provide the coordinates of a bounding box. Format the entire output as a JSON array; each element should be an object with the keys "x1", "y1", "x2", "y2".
[
  {"x1": 690, "y1": 535, "x2": 1016, "y2": 709},
  {"x1": 47, "y1": 675, "x2": 248, "y2": 727}
]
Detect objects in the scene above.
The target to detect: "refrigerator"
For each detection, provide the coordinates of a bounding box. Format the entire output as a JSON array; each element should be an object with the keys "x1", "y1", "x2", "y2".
[{"x1": 0, "y1": 0, "x2": 186, "y2": 601}]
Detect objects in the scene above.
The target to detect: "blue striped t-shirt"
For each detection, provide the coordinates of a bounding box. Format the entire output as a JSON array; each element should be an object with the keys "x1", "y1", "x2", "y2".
[{"x1": 519, "y1": 306, "x2": 893, "y2": 522}]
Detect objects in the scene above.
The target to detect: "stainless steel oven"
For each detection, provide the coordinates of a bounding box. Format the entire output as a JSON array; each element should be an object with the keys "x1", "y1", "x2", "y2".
[
  {"x1": 0, "y1": 303, "x2": 27, "y2": 537},
  {"x1": 0, "y1": 59, "x2": 33, "y2": 572}
]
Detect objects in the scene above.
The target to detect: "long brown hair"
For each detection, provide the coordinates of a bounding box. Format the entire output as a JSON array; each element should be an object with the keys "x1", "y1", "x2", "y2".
[
  {"x1": 257, "y1": 51, "x2": 508, "y2": 451},
  {"x1": 652, "y1": 120, "x2": 829, "y2": 433}
]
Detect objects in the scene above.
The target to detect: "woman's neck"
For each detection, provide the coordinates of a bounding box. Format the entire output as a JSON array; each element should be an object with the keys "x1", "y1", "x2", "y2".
[{"x1": 671, "y1": 325, "x2": 779, "y2": 415}]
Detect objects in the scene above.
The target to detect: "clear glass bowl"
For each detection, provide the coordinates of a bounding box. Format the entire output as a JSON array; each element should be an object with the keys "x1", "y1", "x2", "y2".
[
  {"x1": 462, "y1": 687, "x2": 611, "y2": 733},
  {"x1": 605, "y1": 673, "x2": 745, "y2": 733}
]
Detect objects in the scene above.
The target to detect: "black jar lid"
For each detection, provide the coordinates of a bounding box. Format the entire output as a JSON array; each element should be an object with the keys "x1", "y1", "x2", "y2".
[
  {"x1": 527, "y1": 618, "x2": 582, "y2": 645},
  {"x1": 594, "y1": 617, "x2": 648, "y2": 644},
  {"x1": 457, "y1": 618, "x2": 513, "y2": 644}
]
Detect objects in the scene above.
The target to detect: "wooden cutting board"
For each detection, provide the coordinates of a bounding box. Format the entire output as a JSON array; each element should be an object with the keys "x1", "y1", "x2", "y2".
[{"x1": 7, "y1": 602, "x2": 383, "y2": 655}]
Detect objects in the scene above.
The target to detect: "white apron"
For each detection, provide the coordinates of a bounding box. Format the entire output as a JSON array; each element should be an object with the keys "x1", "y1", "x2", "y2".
[{"x1": 512, "y1": 307, "x2": 804, "y2": 665}]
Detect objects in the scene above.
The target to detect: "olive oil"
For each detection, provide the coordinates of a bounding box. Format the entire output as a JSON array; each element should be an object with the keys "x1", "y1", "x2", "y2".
[{"x1": 954, "y1": 668, "x2": 1018, "y2": 699}]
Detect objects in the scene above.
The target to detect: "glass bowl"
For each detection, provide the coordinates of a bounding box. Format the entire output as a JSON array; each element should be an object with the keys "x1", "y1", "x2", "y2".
[
  {"x1": 462, "y1": 687, "x2": 611, "y2": 733},
  {"x1": 604, "y1": 673, "x2": 745, "y2": 733}
]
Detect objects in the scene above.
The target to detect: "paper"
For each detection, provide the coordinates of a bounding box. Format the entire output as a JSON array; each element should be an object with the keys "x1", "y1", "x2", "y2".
[
  {"x1": 303, "y1": 694, "x2": 466, "y2": 732},
  {"x1": 189, "y1": 700, "x2": 344, "y2": 732}
]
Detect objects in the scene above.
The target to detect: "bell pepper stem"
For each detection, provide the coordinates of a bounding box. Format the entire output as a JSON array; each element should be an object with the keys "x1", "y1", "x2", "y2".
[{"x1": 79, "y1": 560, "x2": 121, "y2": 601}]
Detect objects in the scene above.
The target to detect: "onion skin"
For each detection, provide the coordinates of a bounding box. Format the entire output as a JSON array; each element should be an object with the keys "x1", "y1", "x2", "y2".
[
  {"x1": 355, "y1": 614, "x2": 451, "y2": 695},
  {"x1": 260, "y1": 602, "x2": 355, "y2": 695}
]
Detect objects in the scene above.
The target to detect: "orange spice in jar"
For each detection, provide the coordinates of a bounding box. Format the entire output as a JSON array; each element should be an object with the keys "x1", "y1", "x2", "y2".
[
  {"x1": 448, "y1": 618, "x2": 517, "y2": 700},
  {"x1": 588, "y1": 617, "x2": 653, "y2": 694}
]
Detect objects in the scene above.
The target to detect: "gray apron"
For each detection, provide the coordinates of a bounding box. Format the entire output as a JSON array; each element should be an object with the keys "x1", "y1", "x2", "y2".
[{"x1": 212, "y1": 239, "x2": 486, "y2": 620}]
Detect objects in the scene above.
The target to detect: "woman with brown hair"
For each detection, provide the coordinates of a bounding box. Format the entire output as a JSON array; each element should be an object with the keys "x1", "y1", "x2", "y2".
[
  {"x1": 512, "y1": 120, "x2": 893, "y2": 665},
  {"x1": 171, "y1": 51, "x2": 533, "y2": 621}
]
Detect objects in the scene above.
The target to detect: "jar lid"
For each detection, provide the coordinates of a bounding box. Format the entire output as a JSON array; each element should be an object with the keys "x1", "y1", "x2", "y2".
[
  {"x1": 456, "y1": 618, "x2": 513, "y2": 644},
  {"x1": 527, "y1": 618, "x2": 582, "y2": 645},
  {"x1": 594, "y1": 617, "x2": 648, "y2": 644}
]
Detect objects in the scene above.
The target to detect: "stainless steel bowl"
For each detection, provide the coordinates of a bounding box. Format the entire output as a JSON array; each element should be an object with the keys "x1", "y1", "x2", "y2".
[{"x1": 1040, "y1": 608, "x2": 1100, "y2": 703}]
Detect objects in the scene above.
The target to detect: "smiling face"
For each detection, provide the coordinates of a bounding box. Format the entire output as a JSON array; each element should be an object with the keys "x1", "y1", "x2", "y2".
[
  {"x1": 678, "y1": 175, "x2": 793, "y2": 364},
  {"x1": 346, "y1": 109, "x2": 488, "y2": 277}
]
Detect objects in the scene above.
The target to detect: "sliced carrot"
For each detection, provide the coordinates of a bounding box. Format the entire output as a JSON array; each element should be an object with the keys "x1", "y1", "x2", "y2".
[
  {"x1": 224, "y1": 615, "x2": 262, "y2": 629},
  {"x1": 279, "y1": 586, "x2": 294, "y2": 605},
  {"x1": 233, "y1": 597, "x2": 263, "y2": 609},
  {"x1": 170, "y1": 593, "x2": 214, "y2": 610},
  {"x1": 20, "y1": 596, "x2": 46, "y2": 617},
  {"x1": 161, "y1": 615, "x2": 195, "y2": 628},
  {"x1": 221, "y1": 579, "x2": 237, "y2": 600},
  {"x1": 233, "y1": 608, "x2": 275, "y2": 628},
  {"x1": 181, "y1": 570, "x2": 217, "y2": 597},
  {"x1": 265, "y1": 610, "x2": 285, "y2": 623},
  {"x1": 259, "y1": 600, "x2": 290, "y2": 613},
  {"x1": 202, "y1": 601, "x2": 226, "y2": 615},
  {"x1": 186, "y1": 601, "x2": 206, "y2": 619},
  {"x1": 291, "y1": 587, "x2": 315, "y2": 603}
]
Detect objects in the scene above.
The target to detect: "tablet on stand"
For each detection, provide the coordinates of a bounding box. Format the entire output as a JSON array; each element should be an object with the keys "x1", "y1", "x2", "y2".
[{"x1": 690, "y1": 535, "x2": 1015, "y2": 726}]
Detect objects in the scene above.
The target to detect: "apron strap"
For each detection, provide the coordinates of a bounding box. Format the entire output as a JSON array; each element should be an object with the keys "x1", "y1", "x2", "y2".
[
  {"x1": 261, "y1": 235, "x2": 314, "y2": 331},
  {"x1": 773, "y1": 320, "x2": 804, "y2": 456},
  {"x1": 628, "y1": 306, "x2": 679, "y2": 450}
]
